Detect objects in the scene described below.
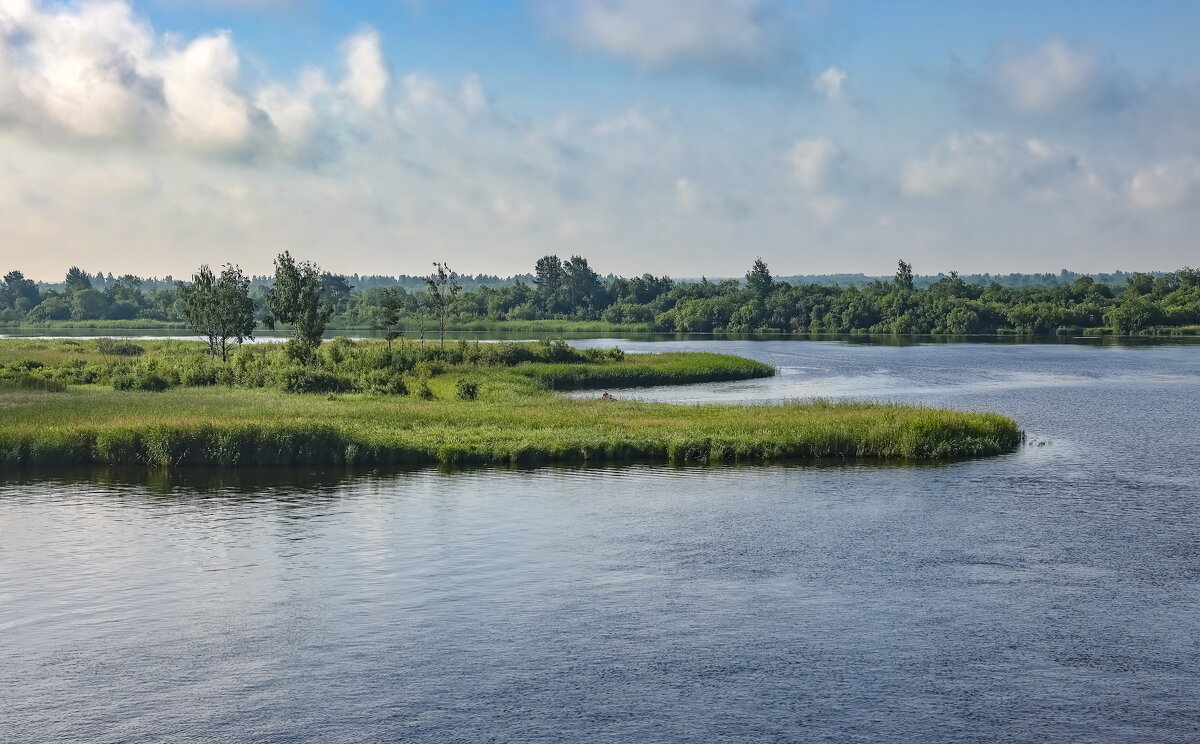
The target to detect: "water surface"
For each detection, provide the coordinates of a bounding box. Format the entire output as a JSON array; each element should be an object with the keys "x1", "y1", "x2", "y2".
[{"x1": 3, "y1": 340, "x2": 1198, "y2": 743}]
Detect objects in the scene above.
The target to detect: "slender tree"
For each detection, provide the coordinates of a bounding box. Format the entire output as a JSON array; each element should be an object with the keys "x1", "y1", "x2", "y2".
[
  {"x1": 265, "y1": 251, "x2": 333, "y2": 362},
  {"x1": 425, "y1": 262, "x2": 461, "y2": 348},
  {"x1": 375, "y1": 287, "x2": 403, "y2": 350},
  {"x1": 183, "y1": 264, "x2": 257, "y2": 361},
  {"x1": 894, "y1": 260, "x2": 915, "y2": 291}
]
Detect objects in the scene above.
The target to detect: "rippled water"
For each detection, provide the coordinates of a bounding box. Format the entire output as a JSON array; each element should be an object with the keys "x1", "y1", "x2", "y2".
[{"x1": 3, "y1": 340, "x2": 1199, "y2": 743}]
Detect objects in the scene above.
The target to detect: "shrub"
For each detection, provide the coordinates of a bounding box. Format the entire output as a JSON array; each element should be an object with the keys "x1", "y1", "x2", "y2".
[
  {"x1": 134, "y1": 371, "x2": 171, "y2": 392},
  {"x1": 112, "y1": 368, "x2": 170, "y2": 392},
  {"x1": 363, "y1": 369, "x2": 408, "y2": 396},
  {"x1": 0, "y1": 373, "x2": 66, "y2": 392},
  {"x1": 455, "y1": 378, "x2": 479, "y2": 401},
  {"x1": 52, "y1": 359, "x2": 101, "y2": 384},
  {"x1": 178, "y1": 361, "x2": 220, "y2": 387},
  {"x1": 413, "y1": 360, "x2": 446, "y2": 378},
  {"x1": 97, "y1": 338, "x2": 144, "y2": 357},
  {"x1": 416, "y1": 379, "x2": 434, "y2": 400},
  {"x1": 280, "y1": 367, "x2": 348, "y2": 394}
]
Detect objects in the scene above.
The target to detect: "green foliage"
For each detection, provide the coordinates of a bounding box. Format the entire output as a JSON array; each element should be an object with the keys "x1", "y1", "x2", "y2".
[
  {"x1": 64, "y1": 266, "x2": 94, "y2": 294},
  {"x1": 279, "y1": 367, "x2": 350, "y2": 394},
  {"x1": 183, "y1": 264, "x2": 256, "y2": 361},
  {"x1": 425, "y1": 262, "x2": 462, "y2": 348},
  {"x1": 70, "y1": 289, "x2": 108, "y2": 320},
  {"x1": 363, "y1": 369, "x2": 409, "y2": 396},
  {"x1": 0, "y1": 339, "x2": 1023, "y2": 469},
  {"x1": 7, "y1": 257, "x2": 1200, "y2": 337},
  {"x1": 375, "y1": 287, "x2": 403, "y2": 349},
  {"x1": 112, "y1": 367, "x2": 171, "y2": 392},
  {"x1": 266, "y1": 251, "x2": 334, "y2": 360},
  {"x1": 0, "y1": 371, "x2": 66, "y2": 392},
  {"x1": 746, "y1": 258, "x2": 774, "y2": 298},
  {"x1": 455, "y1": 377, "x2": 479, "y2": 400},
  {"x1": 96, "y1": 338, "x2": 144, "y2": 357},
  {"x1": 415, "y1": 379, "x2": 434, "y2": 400}
]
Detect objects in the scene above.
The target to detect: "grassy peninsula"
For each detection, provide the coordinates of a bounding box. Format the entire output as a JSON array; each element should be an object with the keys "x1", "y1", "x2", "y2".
[{"x1": 0, "y1": 338, "x2": 1021, "y2": 468}]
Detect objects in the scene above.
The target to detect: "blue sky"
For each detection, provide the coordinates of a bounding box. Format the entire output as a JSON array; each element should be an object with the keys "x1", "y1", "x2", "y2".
[{"x1": 2, "y1": 0, "x2": 1198, "y2": 280}]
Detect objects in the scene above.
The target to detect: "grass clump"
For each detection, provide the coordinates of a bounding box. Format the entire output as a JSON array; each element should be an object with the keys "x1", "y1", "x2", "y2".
[{"x1": 0, "y1": 338, "x2": 1022, "y2": 469}]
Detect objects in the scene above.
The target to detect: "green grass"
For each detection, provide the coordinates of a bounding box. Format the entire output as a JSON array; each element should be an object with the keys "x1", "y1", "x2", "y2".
[
  {"x1": 511, "y1": 352, "x2": 774, "y2": 390},
  {"x1": 0, "y1": 338, "x2": 1022, "y2": 468}
]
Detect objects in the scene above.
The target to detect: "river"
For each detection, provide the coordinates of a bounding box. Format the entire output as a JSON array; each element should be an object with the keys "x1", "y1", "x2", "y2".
[{"x1": 2, "y1": 339, "x2": 1198, "y2": 742}]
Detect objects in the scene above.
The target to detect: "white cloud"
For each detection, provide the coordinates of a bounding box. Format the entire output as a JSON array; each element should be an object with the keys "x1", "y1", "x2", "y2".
[
  {"x1": 674, "y1": 176, "x2": 696, "y2": 211},
  {"x1": 159, "y1": 32, "x2": 255, "y2": 151},
  {"x1": 544, "y1": 0, "x2": 790, "y2": 77},
  {"x1": 591, "y1": 106, "x2": 656, "y2": 137},
  {"x1": 900, "y1": 131, "x2": 1088, "y2": 200},
  {"x1": 812, "y1": 66, "x2": 846, "y2": 101},
  {"x1": 2, "y1": 0, "x2": 1199, "y2": 280},
  {"x1": 340, "y1": 29, "x2": 388, "y2": 109},
  {"x1": 0, "y1": 0, "x2": 266, "y2": 153},
  {"x1": 955, "y1": 38, "x2": 1130, "y2": 116},
  {"x1": 1129, "y1": 158, "x2": 1200, "y2": 211},
  {"x1": 787, "y1": 138, "x2": 840, "y2": 190}
]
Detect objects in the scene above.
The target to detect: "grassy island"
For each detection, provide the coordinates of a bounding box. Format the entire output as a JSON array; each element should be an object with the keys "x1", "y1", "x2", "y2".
[{"x1": 0, "y1": 338, "x2": 1021, "y2": 468}]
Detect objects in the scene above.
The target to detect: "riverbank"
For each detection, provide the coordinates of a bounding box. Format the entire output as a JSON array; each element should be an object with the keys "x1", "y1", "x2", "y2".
[{"x1": 0, "y1": 339, "x2": 1021, "y2": 467}]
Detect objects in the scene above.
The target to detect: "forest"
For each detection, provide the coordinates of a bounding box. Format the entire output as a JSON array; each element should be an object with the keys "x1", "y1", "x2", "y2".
[{"x1": 3, "y1": 256, "x2": 1199, "y2": 337}]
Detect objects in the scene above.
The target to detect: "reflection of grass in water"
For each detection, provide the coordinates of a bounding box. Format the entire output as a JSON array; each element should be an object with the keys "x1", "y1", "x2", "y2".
[{"x1": 0, "y1": 338, "x2": 1021, "y2": 468}]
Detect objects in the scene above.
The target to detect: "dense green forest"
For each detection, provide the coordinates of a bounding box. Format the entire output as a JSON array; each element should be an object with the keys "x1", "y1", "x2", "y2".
[{"x1": 3, "y1": 257, "x2": 1199, "y2": 336}]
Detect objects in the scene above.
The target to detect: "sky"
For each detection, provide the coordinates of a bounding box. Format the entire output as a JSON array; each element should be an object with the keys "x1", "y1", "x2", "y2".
[{"x1": 1, "y1": 0, "x2": 1199, "y2": 281}]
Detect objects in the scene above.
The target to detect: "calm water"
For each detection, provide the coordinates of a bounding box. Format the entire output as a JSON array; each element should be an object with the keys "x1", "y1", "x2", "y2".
[{"x1": 3, "y1": 340, "x2": 1199, "y2": 743}]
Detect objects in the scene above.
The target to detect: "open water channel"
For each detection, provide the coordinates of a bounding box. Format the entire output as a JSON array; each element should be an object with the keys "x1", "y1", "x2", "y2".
[{"x1": 2, "y1": 338, "x2": 1198, "y2": 742}]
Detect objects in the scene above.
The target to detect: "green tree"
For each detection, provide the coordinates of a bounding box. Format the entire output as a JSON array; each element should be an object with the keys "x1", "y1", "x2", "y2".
[
  {"x1": 375, "y1": 287, "x2": 403, "y2": 350},
  {"x1": 562, "y1": 255, "x2": 602, "y2": 314},
  {"x1": 265, "y1": 251, "x2": 333, "y2": 362},
  {"x1": 183, "y1": 264, "x2": 257, "y2": 361},
  {"x1": 3, "y1": 271, "x2": 41, "y2": 311},
  {"x1": 1105, "y1": 296, "x2": 1158, "y2": 335},
  {"x1": 1125, "y1": 272, "x2": 1155, "y2": 297},
  {"x1": 533, "y1": 255, "x2": 564, "y2": 313},
  {"x1": 70, "y1": 288, "x2": 108, "y2": 320},
  {"x1": 321, "y1": 273, "x2": 354, "y2": 312},
  {"x1": 64, "y1": 266, "x2": 94, "y2": 294},
  {"x1": 894, "y1": 260, "x2": 915, "y2": 291},
  {"x1": 425, "y1": 262, "x2": 461, "y2": 348},
  {"x1": 745, "y1": 258, "x2": 774, "y2": 298}
]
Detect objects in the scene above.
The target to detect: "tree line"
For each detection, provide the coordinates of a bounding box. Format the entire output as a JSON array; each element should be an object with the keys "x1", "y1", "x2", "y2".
[{"x1": 4, "y1": 257, "x2": 1200, "y2": 341}]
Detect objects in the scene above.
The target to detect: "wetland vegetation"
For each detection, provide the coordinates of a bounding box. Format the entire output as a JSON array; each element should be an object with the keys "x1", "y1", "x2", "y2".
[{"x1": 0, "y1": 337, "x2": 1020, "y2": 468}]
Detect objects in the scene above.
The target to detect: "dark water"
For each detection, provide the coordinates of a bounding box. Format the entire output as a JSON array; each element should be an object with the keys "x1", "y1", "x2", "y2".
[{"x1": 3, "y1": 341, "x2": 1199, "y2": 743}]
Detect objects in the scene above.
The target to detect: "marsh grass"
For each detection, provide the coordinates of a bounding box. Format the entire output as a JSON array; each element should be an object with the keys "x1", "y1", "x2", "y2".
[{"x1": 0, "y1": 338, "x2": 1021, "y2": 468}]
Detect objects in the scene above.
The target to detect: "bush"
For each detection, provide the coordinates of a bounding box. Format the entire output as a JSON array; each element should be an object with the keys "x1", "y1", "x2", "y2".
[
  {"x1": 363, "y1": 369, "x2": 408, "y2": 396},
  {"x1": 112, "y1": 368, "x2": 171, "y2": 392},
  {"x1": 52, "y1": 359, "x2": 101, "y2": 384},
  {"x1": 134, "y1": 372, "x2": 171, "y2": 392},
  {"x1": 97, "y1": 338, "x2": 144, "y2": 357},
  {"x1": 455, "y1": 378, "x2": 479, "y2": 401},
  {"x1": 178, "y1": 361, "x2": 220, "y2": 387},
  {"x1": 416, "y1": 379, "x2": 434, "y2": 400},
  {"x1": 0, "y1": 372, "x2": 66, "y2": 392},
  {"x1": 280, "y1": 367, "x2": 348, "y2": 394}
]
